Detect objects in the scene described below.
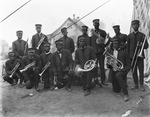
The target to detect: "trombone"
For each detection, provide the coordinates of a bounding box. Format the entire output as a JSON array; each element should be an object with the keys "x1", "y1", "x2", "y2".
[
  {"x1": 20, "y1": 61, "x2": 35, "y2": 73},
  {"x1": 132, "y1": 36, "x2": 147, "y2": 73},
  {"x1": 9, "y1": 62, "x2": 20, "y2": 78}
]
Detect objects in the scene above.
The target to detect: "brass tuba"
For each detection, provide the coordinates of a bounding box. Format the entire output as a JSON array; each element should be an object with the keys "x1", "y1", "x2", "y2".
[
  {"x1": 105, "y1": 50, "x2": 123, "y2": 71},
  {"x1": 74, "y1": 59, "x2": 97, "y2": 77}
]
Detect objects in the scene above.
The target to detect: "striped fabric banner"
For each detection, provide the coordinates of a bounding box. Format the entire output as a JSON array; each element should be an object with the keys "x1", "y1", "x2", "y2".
[{"x1": 132, "y1": 0, "x2": 150, "y2": 75}]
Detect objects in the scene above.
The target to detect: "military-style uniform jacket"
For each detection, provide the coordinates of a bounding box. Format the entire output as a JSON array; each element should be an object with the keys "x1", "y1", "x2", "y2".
[
  {"x1": 52, "y1": 49, "x2": 73, "y2": 76},
  {"x1": 127, "y1": 31, "x2": 149, "y2": 59},
  {"x1": 75, "y1": 46, "x2": 96, "y2": 69},
  {"x1": 5, "y1": 58, "x2": 24, "y2": 75},
  {"x1": 59, "y1": 36, "x2": 75, "y2": 54},
  {"x1": 39, "y1": 52, "x2": 53, "y2": 72},
  {"x1": 31, "y1": 33, "x2": 48, "y2": 55},
  {"x1": 12, "y1": 39, "x2": 27, "y2": 58},
  {"x1": 22, "y1": 54, "x2": 40, "y2": 74},
  {"x1": 90, "y1": 29, "x2": 107, "y2": 53},
  {"x1": 77, "y1": 34, "x2": 90, "y2": 48}
]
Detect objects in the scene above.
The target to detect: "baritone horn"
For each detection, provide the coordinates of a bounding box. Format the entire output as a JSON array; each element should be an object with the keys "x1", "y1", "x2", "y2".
[{"x1": 74, "y1": 59, "x2": 97, "y2": 77}]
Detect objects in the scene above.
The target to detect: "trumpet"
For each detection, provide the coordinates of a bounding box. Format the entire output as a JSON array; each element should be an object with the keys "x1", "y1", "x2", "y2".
[
  {"x1": 74, "y1": 59, "x2": 97, "y2": 77},
  {"x1": 105, "y1": 50, "x2": 123, "y2": 71},
  {"x1": 36, "y1": 35, "x2": 45, "y2": 50},
  {"x1": 20, "y1": 61, "x2": 35, "y2": 73},
  {"x1": 39, "y1": 62, "x2": 51, "y2": 76},
  {"x1": 9, "y1": 62, "x2": 20, "y2": 78}
]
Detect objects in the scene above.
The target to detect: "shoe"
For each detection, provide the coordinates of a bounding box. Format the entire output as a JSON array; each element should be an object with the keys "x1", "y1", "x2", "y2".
[
  {"x1": 95, "y1": 81, "x2": 102, "y2": 88},
  {"x1": 124, "y1": 95, "x2": 129, "y2": 102},
  {"x1": 131, "y1": 85, "x2": 138, "y2": 90},
  {"x1": 84, "y1": 90, "x2": 91, "y2": 96},
  {"x1": 19, "y1": 83, "x2": 24, "y2": 88},
  {"x1": 140, "y1": 86, "x2": 145, "y2": 91},
  {"x1": 35, "y1": 86, "x2": 40, "y2": 92},
  {"x1": 66, "y1": 87, "x2": 72, "y2": 92},
  {"x1": 50, "y1": 86, "x2": 55, "y2": 91},
  {"x1": 11, "y1": 80, "x2": 17, "y2": 86},
  {"x1": 102, "y1": 82, "x2": 108, "y2": 86}
]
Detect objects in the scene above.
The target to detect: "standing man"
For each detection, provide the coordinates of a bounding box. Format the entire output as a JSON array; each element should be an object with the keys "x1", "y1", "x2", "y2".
[
  {"x1": 22, "y1": 48, "x2": 41, "y2": 91},
  {"x1": 112, "y1": 25, "x2": 127, "y2": 50},
  {"x1": 77, "y1": 25, "x2": 90, "y2": 48},
  {"x1": 59, "y1": 27, "x2": 75, "y2": 54},
  {"x1": 52, "y1": 39, "x2": 74, "y2": 91},
  {"x1": 90, "y1": 19, "x2": 109, "y2": 86},
  {"x1": 75, "y1": 37, "x2": 96, "y2": 96},
  {"x1": 127, "y1": 20, "x2": 149, "y2": 91},
  {"x1": 39, "y1": 42, "x2": 55, "y2": 91},
  {"x1": 3, "y1": 51, "x2": 24, "y2": 86},
  {"x1": 31, "y1": 24, "x2": 48, "y2": 55},
  {"x1": 107, "y1": 37, "x2": 131, "y2": 101},
  {"x1": 12, "y1": 30, "x2": 28, "y2": 59}
]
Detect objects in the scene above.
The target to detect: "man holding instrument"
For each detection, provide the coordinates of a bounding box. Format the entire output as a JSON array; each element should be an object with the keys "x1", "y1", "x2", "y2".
[
  {"x1": 127, "y1": 20, "x2": 149, "y2": 91},
  {"x1": 3, "y1": 51, "x2": 24, "y2": 86},
  {"x1": 106, "y1": 37, "x2": 131, "y2": 101},
  {"x1": 22, "y1": 48, "x2": 41, "y2": 91},
  {"x1": 75, "y1": 37, "x2": 96, "y2": 96},
  {"x1": 31, "y1": 24, "x2": 48, "y2": 55},
  {"x1": 39, "y1": 42, "x2": 55, "y2": 91},
  {"x1": 12, "y1": 30, "x2": 28, "y2": 59}
]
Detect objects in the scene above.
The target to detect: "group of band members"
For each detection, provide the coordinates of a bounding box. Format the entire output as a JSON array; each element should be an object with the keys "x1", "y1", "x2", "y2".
[{"x1": 3, "y1": 19, "x2": 149, "y2": 101}]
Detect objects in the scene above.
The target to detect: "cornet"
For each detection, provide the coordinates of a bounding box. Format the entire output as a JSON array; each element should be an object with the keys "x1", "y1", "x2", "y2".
[
  {"x1": 36, "y1": 35, "x2": 45, "y2": 50},
  {"x1": 39, "y1": 62, "x2": 51, "y2": 76},
  {"x1": 9, "y1": 62, "x2": 20, "y2": 78},
  {"x1": 20, "y1": 61, "x2": 35, "y2": 73}
]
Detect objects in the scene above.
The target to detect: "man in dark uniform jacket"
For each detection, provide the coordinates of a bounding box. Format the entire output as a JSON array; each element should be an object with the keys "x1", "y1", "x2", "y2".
[
  {"x1": 75, "y1": 37, "x2": 96, "y2": 96},
  {"x1": 59, "y1": 27, "x2": 75, "y2": 54},
  {"x1": 31, "y1": 24, "x2": 48, "y2": 55},
  {"x1": 77, "y1": 25, "x2": 90, "y2": 48},
  {"x1": 112, "y1": 25, "x2": 127, "y2": 50},
  {"x1": 52, "y1": 39, "x2": 74, "y2": 91},
  {"x1": 107, "y1": 37, "x2": 131, "y2": 101},
  {"x1": 3, "y1": 51, "x2": 24, "y2": 86},
  {"x1": 90, "y1": 19, "x2": 109, "y2": 86},
  {"x1": 127, "y1": 20, "x2": 149, "y2": 91},
  {"x1": 39, "y1": 42, "x2": 55, "y2": 91},
  {"x1": 22, "y1": 48, "x2": 41, "y2": 91},
  {"x1": 12, "y1": 30, "x2": 28, "y2": 59}
]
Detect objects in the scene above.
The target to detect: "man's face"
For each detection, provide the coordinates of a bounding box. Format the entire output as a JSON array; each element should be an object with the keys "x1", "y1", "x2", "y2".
[
  {"x1": 44, "y1": 46, "x2": 50, "y2": 52},
  {"x1": 62, "y1": 30, "x2": 68, "y2": 36},
  {"x1": 9, "y1": 54, "x2": 15, "y2": 61},
  {"x1": 16, "y1": 33, "x2": 23, "y2": 39},
  {"x1": 93, "y1": 22, "x2": 99, "y2": 29},
  {"x1": 79, "y1": 40, "x2": 86, "y2": 48},
  {"x1": 56, "y1": 43, "x2": 63, "y2": 51},
  {"x1": 132, "y1": 23, "x2": 139, "y2": 31},
  {"x1": 36, "y1": 27, "x2": 41, "y2": 33},
  {"x1": 113, "y1": 28, "x2": 120, "y2": 34},
  {"x1": 28, "y1": 50, "x2": 35, "y2": 57},
  {"x1": 113, "y1": 41, "x2": 120, "y2": 50},
  {"x1": 82, "y1": 28, "x2": 87, "y2": 34}
]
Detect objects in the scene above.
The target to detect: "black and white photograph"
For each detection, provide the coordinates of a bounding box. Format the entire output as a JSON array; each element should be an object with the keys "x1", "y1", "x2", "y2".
[{"x1": 0, "y1": 0, "x2": 150, "y2": 117}]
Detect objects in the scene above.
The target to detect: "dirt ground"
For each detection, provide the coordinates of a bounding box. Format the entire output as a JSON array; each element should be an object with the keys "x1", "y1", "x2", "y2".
[{"x1": 0, "y1": 59, "x2": 150, "y2": 117}]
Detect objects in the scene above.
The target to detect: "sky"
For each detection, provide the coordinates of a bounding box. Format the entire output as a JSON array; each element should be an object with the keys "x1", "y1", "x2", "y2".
[{"x1": 0, "y1": 0, "x2": 133, "y2": 46}]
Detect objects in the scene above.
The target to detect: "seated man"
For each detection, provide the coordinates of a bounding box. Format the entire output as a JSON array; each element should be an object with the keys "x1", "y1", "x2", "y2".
[
  {"x1": 107, "y1": 37, "x2": 131, "y2": 101},
  {"x1": 3, "y1": 51, "x2": 24, "y2": 87},
  {"x1": 75, "y1": 37, "x2": 96, "y2": 96},
  {"x1": 22, "y1": 48, "x2": 41, "y2": 91},
  {"x1": 52, "y1": 39, "x2": 74, "y2": 91},
  {"x1": 39, "y1": 42, "x2": 55, "y2": 91}
]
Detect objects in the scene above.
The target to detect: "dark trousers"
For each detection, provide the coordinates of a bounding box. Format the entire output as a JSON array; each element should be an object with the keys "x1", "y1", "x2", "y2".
[
  {"x1": 3, "y1": 73, "x2": 18, "y2": 84},
  {"x1": 132, "y1": 58, "x2": 144, "y2": 86},
  {"x1": 82, "y1": 71, "x2": 92, "y2": 91},
  {"x1": 95, "y1": 53, "x2": 106, "y2": 83},
  {"x1": 112, "y1": 71, "x2": 128, "y2": 95},
  {"x1": 23, "y1": 71, "x2": 40, "y2": 89},
  {"x1": 42, "y1": 70, "x2": 54, "y2": 89},
  {"x1": 57, "y1": 71, "x2": 73, "y2": 88}
]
